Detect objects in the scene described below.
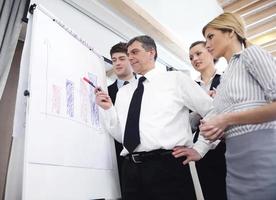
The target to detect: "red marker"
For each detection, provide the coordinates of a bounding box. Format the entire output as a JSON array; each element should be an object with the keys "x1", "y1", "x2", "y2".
[{"x1": 83, "y1": 77, "x2": 101, "y2": 91}]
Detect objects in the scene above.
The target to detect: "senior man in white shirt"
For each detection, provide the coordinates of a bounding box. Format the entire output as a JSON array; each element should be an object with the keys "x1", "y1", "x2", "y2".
[{"x1": 95, "y1": 35, "x2": 215, "y2": 200}]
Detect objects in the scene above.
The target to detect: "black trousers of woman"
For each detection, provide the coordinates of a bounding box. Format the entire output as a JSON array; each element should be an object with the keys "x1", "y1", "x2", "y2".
[{"x1": 196, "y1": 142, "x2": 227, "y2": 200}]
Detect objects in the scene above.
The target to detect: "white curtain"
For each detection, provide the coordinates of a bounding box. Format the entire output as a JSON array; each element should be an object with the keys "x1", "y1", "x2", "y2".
[{"x1": 0, "y1": 0, "x2": 28, "y2": 100}]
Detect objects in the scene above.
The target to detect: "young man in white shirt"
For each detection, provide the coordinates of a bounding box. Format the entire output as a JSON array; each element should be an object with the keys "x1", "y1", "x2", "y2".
[{"x1": 108, "y1": 42, "x2": 135, "y2": 193}]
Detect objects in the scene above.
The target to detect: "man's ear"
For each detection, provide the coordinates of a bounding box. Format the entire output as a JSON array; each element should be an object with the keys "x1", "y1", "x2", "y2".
[{"x1": 149, "y1": 48, "x2": 156, "y2": 60}]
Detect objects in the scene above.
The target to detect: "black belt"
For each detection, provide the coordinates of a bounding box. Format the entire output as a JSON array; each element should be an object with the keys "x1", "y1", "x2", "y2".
[{"x1": 125, "y1": 149, "x2": 172, "y2": 164}]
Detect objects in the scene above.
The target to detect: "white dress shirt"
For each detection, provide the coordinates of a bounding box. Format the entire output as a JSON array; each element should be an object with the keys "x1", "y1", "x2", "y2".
[
  {"x1": 116, "y1": 76, "x2": 136, "y2": 89},
  {"x1": 103, "y1": 67, "x2": 215, "y2": 157}
]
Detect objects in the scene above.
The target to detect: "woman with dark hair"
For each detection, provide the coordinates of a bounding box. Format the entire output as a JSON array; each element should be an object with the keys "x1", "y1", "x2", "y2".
[{"x1": 189, "y1": 41, "x2": 227, "y2": 200}]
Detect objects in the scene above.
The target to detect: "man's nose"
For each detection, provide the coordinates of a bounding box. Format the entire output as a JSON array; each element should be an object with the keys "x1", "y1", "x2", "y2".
[
  {"x1": 113, "y1": 60, "x2": 120, "y2": 66},
  {"x1": 192, "y1": 56, "x2": 199, "y2": 63}
]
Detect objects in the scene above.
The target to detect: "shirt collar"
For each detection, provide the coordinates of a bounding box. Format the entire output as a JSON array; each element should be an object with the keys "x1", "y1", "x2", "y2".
[
  {"x1": 233, "y1": 51, "x2": 242, "y2": 58},
  {"x1": 194, "y1": 69, "x2": 221, "y2": 83},
  {"x1": 143, "y1": 67, "x2": 161, "y2": 82},
  {"x1": 116, "y1": 76, "x2": 136, "y2": 88},
  {"x1": 229, "y1": 49, "x2": 244, "y2": 62}
]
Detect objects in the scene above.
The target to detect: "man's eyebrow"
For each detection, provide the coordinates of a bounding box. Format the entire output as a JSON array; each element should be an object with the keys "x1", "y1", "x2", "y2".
[
  {"x1": 129, "y1": 48, "x2": 139, "y2": 52},
  {"x1": 118, "y1": 55, "x2": 127, "y2": 58}
]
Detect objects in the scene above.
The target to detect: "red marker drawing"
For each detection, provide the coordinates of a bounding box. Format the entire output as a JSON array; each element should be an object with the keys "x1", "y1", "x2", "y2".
[{"x1": 83, "y1": 77, "x2": 101, "y2": 91}]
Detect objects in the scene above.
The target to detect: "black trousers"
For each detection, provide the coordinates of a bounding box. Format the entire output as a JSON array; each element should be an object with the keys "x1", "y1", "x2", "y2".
[
  {"x1": 196, "y1": 142, "x2": 227, "y2": 200},
  {"x1": 121, "y1": 152, "x2": 196, "y2": 200},
  {"x1": 115, "y1": 140, "x2": 124, "y2": 189}
]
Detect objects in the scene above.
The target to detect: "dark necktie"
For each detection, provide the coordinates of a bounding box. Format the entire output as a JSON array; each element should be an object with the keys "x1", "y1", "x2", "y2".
[
  {"x1": 123, "y1": 81, "x2": 129, "y2": 85},
  {"x1": 123, "y1": 76, "x2": 146, "y2": 153}
]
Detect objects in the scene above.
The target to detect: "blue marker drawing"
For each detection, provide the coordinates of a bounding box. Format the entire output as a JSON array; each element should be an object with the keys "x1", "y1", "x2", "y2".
[{"x1": 66, "y1": 80, "x2": 74, "y2": 118}]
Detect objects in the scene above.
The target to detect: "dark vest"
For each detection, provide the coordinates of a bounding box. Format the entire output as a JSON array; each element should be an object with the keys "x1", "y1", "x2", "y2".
[
  {"x1": 194, "y1": 74, "x2": 221, "y2": 142},
  {"x1": 196, "y1": 74, "x2": 221, "y2": 90},
  {"x1": 194, "y1": 74, "x2": 227, "y2": 200}
]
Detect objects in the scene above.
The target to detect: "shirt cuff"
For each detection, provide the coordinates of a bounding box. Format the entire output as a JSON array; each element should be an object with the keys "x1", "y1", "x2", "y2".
[
  {"x1": 210, "y1": 140, "x2": 220, "y2": 150},
  {"x1": 193, "y1": 140, "x2": 212, "y2": 158}
]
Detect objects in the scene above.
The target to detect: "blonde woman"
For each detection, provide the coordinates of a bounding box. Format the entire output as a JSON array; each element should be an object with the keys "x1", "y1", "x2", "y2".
[{"x1": 200, "y1": 12, "x2": 276, "y2": 200}]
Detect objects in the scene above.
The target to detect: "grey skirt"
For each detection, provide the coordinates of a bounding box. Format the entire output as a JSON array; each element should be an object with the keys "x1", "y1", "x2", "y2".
[{"x1": 225, "y1": 129, "x2": 276, "y2": 200}]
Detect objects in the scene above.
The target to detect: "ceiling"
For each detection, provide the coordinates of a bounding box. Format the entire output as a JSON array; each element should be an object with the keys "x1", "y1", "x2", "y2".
[{"x1": 217, "y1": 0, "x2": 276, "y2": 57}]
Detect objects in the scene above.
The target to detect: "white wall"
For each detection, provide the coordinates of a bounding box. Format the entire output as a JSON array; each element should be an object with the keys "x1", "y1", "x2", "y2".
[
  {"x1": 0, "y1": 41, "x2": 22, "y2": 200},
  {"x1": 134, "y1": 0, "x2": 223, "y2": 46},
  {"x1": 133, "y1": 0, "x2": 227, "y2": 78}
]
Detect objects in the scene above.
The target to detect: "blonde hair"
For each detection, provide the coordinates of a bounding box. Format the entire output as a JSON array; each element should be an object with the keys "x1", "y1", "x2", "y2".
[{"x1": 202, "y1": 12, "x2": 251, "y2": 48}]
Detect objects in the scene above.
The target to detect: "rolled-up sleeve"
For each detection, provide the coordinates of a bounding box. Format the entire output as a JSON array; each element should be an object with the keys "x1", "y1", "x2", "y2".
[
  {"x1": 178, "y1": 73, "x2": 218, "y2": 157},
  {"x1": 243, "y1": 46, "x2": 276, "y2": 101}
]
